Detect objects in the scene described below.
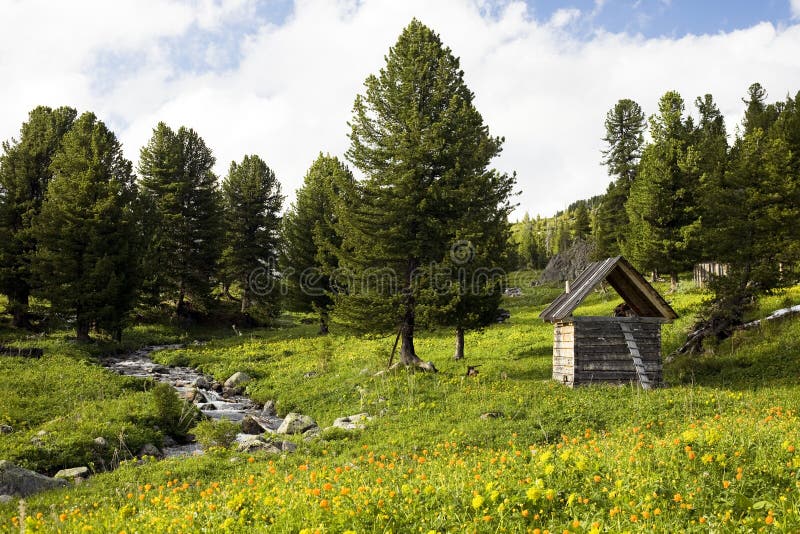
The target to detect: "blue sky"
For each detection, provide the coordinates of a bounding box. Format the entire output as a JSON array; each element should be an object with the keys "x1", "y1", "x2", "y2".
[
  {"x1": 526, "y1": 0, "x2": 794, "y2": 37},
  {"x1": 1, "y1": 0, "x2": 800, "y2": 217}
]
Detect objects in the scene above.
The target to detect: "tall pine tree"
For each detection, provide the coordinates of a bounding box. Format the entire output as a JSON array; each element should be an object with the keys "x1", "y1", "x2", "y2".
[
  {"x1": 32, "y1": 112, "x2": 139, "y2": 341},
  {"x1": 220, "y1": 154, "x2": 283, "y2": 317},
  {"x1": 0, "y1": 106, "x2": 76, "y2": 327},
  {"x1": 625, "y1": 91, "x2": 698, "y2": 288},
  {"x1": 336, "y1": 19, "x2": 510, "y2": 371},
  {"x1": 139, "y1": 123, "x2": 222, "y2": 315},
  {"x1": 594, "y1": 99, "x2": 645, "y2": 258},
  {"x1": 282, "y1": 154, "x2": 352, "y2": 334}
]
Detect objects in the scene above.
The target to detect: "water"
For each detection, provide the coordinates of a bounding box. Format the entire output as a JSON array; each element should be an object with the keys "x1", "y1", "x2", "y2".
[{"x1": 102, "y1": 344, "x2": 274, "y2": 456}]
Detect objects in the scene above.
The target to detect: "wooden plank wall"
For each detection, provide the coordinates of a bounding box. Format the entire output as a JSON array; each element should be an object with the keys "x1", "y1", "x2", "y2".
[
  {"x1": 552, "y1": 317, "x2": 663, "y2": 387},
  {"x1": 553, "y1": 321, "x2": 575, "y2": 386}
]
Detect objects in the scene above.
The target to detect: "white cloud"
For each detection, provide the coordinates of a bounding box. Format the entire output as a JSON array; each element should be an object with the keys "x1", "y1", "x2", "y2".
[
  {"x1": 2, "y1": 0, "x2": 800, "y2": 220},
  {"x1": 791, "y1": 0, "x2": 800, "y2": 19},
  {"x1": 549, "y1": 8, "x2": 581, "y2": 28}
]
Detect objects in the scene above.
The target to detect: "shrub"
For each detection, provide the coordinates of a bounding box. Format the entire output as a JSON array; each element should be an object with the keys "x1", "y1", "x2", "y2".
[
  {"x1": 192, "y1": 418, "x2": 239, "y2": 449},
  {"x1": 151, "y1": 382, "x2": 196, "y2": 439}
]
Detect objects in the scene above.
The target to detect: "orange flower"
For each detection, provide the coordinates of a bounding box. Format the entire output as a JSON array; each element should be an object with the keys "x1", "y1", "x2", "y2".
[
  {"x1": 723, "y1": 480, "x2": 731, "y2": 489},
  {"x1": 319, "y1": 499, "x2": 330, "y2": 509}
]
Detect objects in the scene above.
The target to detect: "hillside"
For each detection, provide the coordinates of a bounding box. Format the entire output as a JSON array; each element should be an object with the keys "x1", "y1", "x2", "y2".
[{"x1": 2, "y1": 276, "x2": 800, "y2": 532}]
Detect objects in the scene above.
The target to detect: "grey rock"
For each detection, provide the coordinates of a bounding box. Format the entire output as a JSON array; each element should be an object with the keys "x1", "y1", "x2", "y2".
[
  {"x1": 0, "y1": 460, "x2": 67, "y2": 497},
  {"x1": 480, "y1": 411, "x2": 504, "y2": 420},
  {"x1": 303, "y1": 371, "x2": 318, "y2": 378},
  {"x1": 241, "y1": 415, "x2": 265, "y2": 435},
  {"x1": 54, "y1": 467, "x2": 89, "y2": 481},
  {"x1": 277, "y1": 413, "x2": 318, "y2": 435},
  {"x1": 138, "y1": 443, "x2": 163, "y2": 458},
  {"x1": 191, "y1": 376, "x2": 211, "y2": 389},
  {"x1": 236, "y1": 436, "x2": 282, "y2": 454},
  {"x1": 0, "y1": 425, "x2": 12, "y2": 434},
  {"x1": 201, "y1": 403, "x2": 217, "y2": 411},
  {"x1": 222, "y1": 386, "x2": 242, "y2": 398},
  {"x1": 0, "y1": 495, "x2": 12, "y2": 504},
  {"x1": 280, "y1": 441, "x2": 297, "y2": 452},
  {"x1": 224, "y1": 372, "x2": 251, "y2": 388},
  {"x1": 302, "y1": 427, "x2": 322, "y2": 441},
  {"x1": 162, "y1": 435, "x2": 178, "y2": 448},
  {"x1": 93, "y1": 437, "x2": 108, "y2": 448},
  {"x1": 261, "y1": 400, "x2": 277, "y2": 417},
  {"x1": 183, "y1": 388, "x2": 206, "y2": 403},
  {"x1": 332, "y1": 413, "x2": 371, "y2": 431}
]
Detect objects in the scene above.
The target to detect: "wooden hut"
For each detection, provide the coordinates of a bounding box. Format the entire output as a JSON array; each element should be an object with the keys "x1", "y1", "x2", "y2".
[{"x1": 539, "y1": 256, "x2": 678, "y2": 388}]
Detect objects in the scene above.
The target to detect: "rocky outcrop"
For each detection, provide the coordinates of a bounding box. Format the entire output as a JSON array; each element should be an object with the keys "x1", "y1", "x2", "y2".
[{"x1": 0, "y1": 460, "x2": 67, "y2": 497}]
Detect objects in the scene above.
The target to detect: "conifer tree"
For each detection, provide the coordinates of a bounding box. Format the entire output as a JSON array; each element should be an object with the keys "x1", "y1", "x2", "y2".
[
  {"x1": 139, "y1": 123, "x2": 222, "y2": 315},
  {"x1": 0, "y1": 106, "x2": 76, "y2": 327},
  {"x1": 32, "y1": 112, "x2": 139, "y2": 341},
  {"x1": 595, "y1": 99, "x2": 645, "y2": 258},
  {"x1": 336, "y1": 19, "x2": 512, "y2": 370},
  {"x1": 625, "y1": 91, "x2": 698, "y2": 288},
  {"x1": 220, "y1": 155, "x2": 283, "y2": 316},
  {"x1": 282, "y1": 154, "x2": 352, "y2": 334}
]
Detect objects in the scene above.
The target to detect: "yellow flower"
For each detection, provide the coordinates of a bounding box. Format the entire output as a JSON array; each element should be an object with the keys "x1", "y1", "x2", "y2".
[{"x1": 472, "y1": 494, "x2": 485, "y2": 509}]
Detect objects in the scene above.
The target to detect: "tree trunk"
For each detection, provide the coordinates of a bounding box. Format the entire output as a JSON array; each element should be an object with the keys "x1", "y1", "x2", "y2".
[
  {"x1": 8, "y1": 286, "x2": 30, "y2": 328},
  {"x1": 76, "y1": 320, "x2": 91, "y2": 343},
  {"x1": 453, "y1": 326, "x2": 465, "y2": 360},
  {"x1": 319, "y1": 311, "x2": 329, "y2": 335},
  {"x1": 670, "y1": 272, "x2": 678, "y2": 292},
  {"x1": 176, "y1": 286, "x2": 186, "y2": 316},
  {"x1": 240, "y1": 282, "x2": 249, "y2": 314},
  {"x1": 397, "y1": 306, "x2": 437, "y2": 372}
]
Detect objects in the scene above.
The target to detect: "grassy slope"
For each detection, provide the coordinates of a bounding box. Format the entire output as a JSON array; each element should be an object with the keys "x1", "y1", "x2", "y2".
[{"x1": 2, "y1": 275, "x2": 800, "y2": 532}]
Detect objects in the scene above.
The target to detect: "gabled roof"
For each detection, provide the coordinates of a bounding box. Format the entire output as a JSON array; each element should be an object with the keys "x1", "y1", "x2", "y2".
[{"x1": 539, "y1": 256, "x2": 678, "y2": 323}]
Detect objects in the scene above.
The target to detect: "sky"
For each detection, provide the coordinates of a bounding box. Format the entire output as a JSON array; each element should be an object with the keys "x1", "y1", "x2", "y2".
[{"x1": 1, "y1": 0, "x2": 799, "y2": 220}]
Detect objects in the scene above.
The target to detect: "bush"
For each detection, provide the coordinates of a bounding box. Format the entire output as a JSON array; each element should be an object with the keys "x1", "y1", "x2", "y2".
[
  {"x1": 152, "y1": 382, "x2": 196, "y2": 439},
  {"x1": 192, "y1": 418, "x2": 239, "y2": 449}
]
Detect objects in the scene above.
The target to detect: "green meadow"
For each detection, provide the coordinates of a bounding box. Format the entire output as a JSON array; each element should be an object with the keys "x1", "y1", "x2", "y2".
[{"x1": 2, "y1": 275, "x2": 800, "y2": 532}]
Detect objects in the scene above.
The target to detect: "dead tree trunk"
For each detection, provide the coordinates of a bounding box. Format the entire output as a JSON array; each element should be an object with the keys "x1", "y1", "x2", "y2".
[{"x1": 453, "y1": 326, "x2": 465, "y2": 360}]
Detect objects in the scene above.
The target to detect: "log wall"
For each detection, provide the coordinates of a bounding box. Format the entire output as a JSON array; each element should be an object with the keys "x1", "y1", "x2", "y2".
[{"x1": 552, "y1": 316, "x2": 663, "y2": 387}]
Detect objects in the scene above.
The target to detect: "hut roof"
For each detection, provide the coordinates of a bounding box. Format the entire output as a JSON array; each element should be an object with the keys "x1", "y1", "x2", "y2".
[{"x1": 539, "y1": 256, "x2": 678, "y2": 323}]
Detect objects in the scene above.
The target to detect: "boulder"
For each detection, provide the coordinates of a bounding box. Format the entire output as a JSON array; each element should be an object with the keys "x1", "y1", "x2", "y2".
[
  {"x1": 276, "y1": 413, "x2": 318, "y2": 435},
  {"x1": 241, "y1": 415, "x2": 264, "y2": 435},
  {"x1": 0, "y1": 460, "x2": 67, "y2": 497},
  {"x1": 303, "y1": 427, "x2": 322, "y2": 441},
  {"x1": 54, "y1": 467, "x2": 89, "y2": 481},
  {"x1": 0, "y1": 495, "x2": 12, "y2": 504},
  {"x1": 332, "y1": 413, "x2": 372, "y2": 431},
  {"x1": 261, "y1": 400, "x2": 277, "y2": 417},
  {"x1": 93, "y1": 437, "x2": 108, "y2": 448},
  {"x1": 182, "y1": 388, "x2": 206, "y2": 403},
  {"x1": 0, "y1": 425, "x2": 12, "y2": 434},
  {"x1": 138, "y1": 443, "x2": 163, "y2": 458},
  {"x1": 224, "y1": 372, "x2": 251, "y2": 389},
  {"x1": 236, "y1": 436, "x2": 282, "y2": 454},
  {"x1": 191, "y1": 376, "x2": 211, "y2": 389}
]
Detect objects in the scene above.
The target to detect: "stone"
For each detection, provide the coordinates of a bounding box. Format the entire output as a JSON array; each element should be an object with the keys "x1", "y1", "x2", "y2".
[
  {"x1": 138, "y1": 443, "x2": 163, "y2": 458},
  {"x1": 183, "y1": 388, "x2": 206, "y2": 403},
  {"x1": 280, "y1": 441, "x2": 298, "y2": 452},
  {"x1": 276, "y1": 413, "x2": 318, "y2": 435},
  {"x1": 261, "y1": 400, "x2": 277, "y2": 417},
  {"x1": 0, "y1": 460, "x2": 67, "y2": 497},
  {"x1": 162, "y1": 435, "x2": 178, "y2": 448},
  {"x1": 0, "y1": 425, "x2": 12, "y2": 434},
  {"x1": 241, "y1": 415, "x2": 265, "y2": 435},
  {"x1": 480, "y1": 412, "x2": 504, "y2": 420},
  {"x1": 93, "y1": 437, "x2": 108, "y2": 448},
  {"x1": 302, "y1": 427, "x2": 322, "y2": 441},
  {"x1": 224, "y1": 372, "x2": 251, "y2": 389},
  {"x1": 236, "y1": 436, "x2": 282, "y2": 454},
  {"x1": 332, "y1": 413, "x2": 372, "y2": 431},
  {"x1": 201, "y1": 404, "x2": 217, "y2": 411},
  {"x1": 54, "y1": 467, "x2": 89, "y2": 481},
  {"x1": 0, "y1": 495, "x2": 12, "y2": 504},
  {"x1": 222, "y1": 386, "x2": 242, "y2": 398},
  {"x1": 191, "y1": 376, "x2": 211, "y2": 389}
]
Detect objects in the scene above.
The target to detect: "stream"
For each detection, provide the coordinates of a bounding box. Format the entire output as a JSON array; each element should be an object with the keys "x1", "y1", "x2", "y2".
[{"x1": 102, "y1": 345, "x2": 277, "y2": 457}]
